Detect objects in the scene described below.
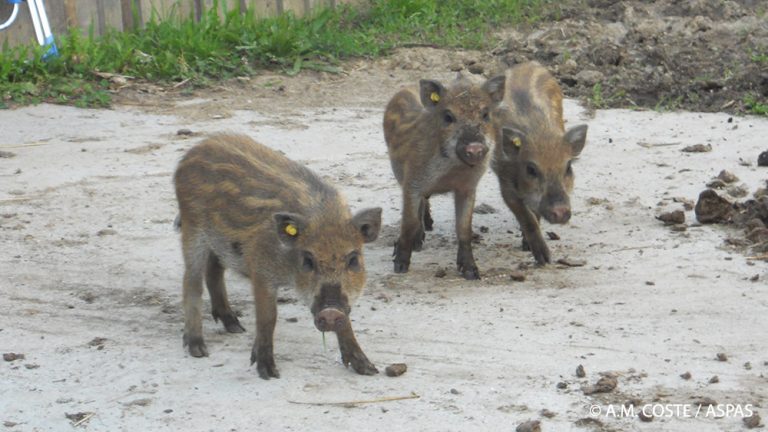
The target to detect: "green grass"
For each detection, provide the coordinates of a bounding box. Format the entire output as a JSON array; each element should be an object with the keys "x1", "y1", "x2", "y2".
[
  {"x1": 744, "y1": 94, "x2": 768, "y2": 116},
  {"x1": 0, "y1": 0, "x2": 545, "y2": 108}
]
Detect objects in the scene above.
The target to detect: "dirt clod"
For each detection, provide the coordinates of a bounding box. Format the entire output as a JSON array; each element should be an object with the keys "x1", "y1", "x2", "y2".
[
  {"x1": 744, "y1": 413, "x2": 762, "y2": 429},
  {"x1": 717, "y1": 170, "x2": 739, "y2": 184},
  {"x1": 681, "y1": 144, "x2": 712, "y2": 153},
  {"x1": 3, "y1": 353, "x2": 25, "y2": 362},
  {"x1": 709, "y1": 375, "x2": 719, "y2": 384},
  {"x1": 576, "y1": 364, "x2": 586, "y2": 378},
  {"x1": 680, "y1": 371, "x2": 692, "y2": 380},
  {"x1": 695, "y1": 190, "x2": 733, "y2": 224},
  {"x1": 758, "y1": 151, "x2": 768, "y2": 167},
  {"x1": 509, "y1": 271, "x2": 526, "y2": 282},
  {"x1": 515, "y1": 420, "x2": 541, "y2": 432},
  {"x1": 716, "y1": 352, "x2": 728, "y2": 362},
  {"x1": 582, "y1": 375, "x2": 617, "y2": 395},
  {"x1": 384, "y1": 363, "x2": 407, "y2": 377},
  {"x1": 657, "y1": 210, "x2": 685, "y2": 225}
]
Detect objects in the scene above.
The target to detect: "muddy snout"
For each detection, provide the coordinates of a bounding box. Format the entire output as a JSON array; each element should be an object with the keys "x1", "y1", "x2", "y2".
[
  {"x1": 543, "y1": 204, "x2": 572, "y2": 224},
  {"x1": 457, "y1": 142, "x2": 489, "y2": 166},
  {"x1": 314, "y1": 308, "x2": 347, "y2": 332}
]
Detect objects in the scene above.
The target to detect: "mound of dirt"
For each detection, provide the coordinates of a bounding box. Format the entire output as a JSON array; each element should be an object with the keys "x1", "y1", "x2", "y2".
[{"x1": 493, "y1": 0, "x2": 768, "y2": 114}]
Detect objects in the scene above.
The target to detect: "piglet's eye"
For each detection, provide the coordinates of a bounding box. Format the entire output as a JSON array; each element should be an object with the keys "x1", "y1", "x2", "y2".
[
  {"x1": 347, "y1": 253, "x2": 361, "y2": 271},
  {"x1": 526, "y1": 163, "x2": 539, "y2": 178},
  {"x1": 482, "y1": 109, "x2": 490, "y2": 122},
  {"x1": 302, "y1": 253, "x2": 315, "y2": 272},
  {"x1": 566, "y1": 161, "x2": 573, "y2": 176},
  {"x1": 443, "y1": 111, "x2": 455, "y2": 124}
]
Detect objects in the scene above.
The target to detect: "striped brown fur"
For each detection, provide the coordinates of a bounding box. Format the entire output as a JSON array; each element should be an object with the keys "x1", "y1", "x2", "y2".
[
  {"x1": 174, "y1": 134, "x2": 382, "y2": 378},
  {"x1": 491, "y1": 62, "x2": 588, "y2": 264},
  {"x1": 383, "y1": 73, "x2": 506, "y2": 280}
]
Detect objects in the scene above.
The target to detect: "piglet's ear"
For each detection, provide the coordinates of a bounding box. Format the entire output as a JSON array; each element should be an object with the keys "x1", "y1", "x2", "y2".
[
  {"x1": 419, "y1": 79, "x2": 446, "y2": 108},
  {"x1": 351, "y1": 207, "x2": 382, "y2": 243},
  {"x1": 483, "y1": 74, "x2": 506, "y2": 104},
  {"x1": 564, "y1": 124, "x2": 588, "y2": 157},
  {"x1": 500, "y1": 127, "x2": 527, "y2": 160},
  {"x1": 274, "y1": 212, "x2": 308, "y2": 245}
]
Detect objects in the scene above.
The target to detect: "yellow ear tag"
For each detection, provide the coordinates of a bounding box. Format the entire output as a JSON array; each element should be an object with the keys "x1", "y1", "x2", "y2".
[
  {"x1": 430, "y1": 92, "x2": 440, "y2": 103},
  {"x1": 512, "y1": 137, "x2": 522, "y2": 148},
  {"x1": 284, "y1": 224, "x2": 298, "y2": 236}
]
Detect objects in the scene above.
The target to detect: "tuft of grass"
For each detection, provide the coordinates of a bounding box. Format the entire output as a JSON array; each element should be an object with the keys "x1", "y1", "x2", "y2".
[
  {"x1": 1, "y1": 0, "x2": 545, "y2": 108},
  {"x1": 744, "y1": 94, "x2": 768, "y2": 116}
]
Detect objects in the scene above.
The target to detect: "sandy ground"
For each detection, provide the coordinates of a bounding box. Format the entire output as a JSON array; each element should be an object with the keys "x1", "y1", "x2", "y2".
[{"x1": 1, "y1": 95, "x2": 767, "y2": 432}]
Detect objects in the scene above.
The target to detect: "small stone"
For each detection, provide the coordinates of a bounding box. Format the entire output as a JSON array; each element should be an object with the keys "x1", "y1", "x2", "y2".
[
  {"x1": 434, "y1": 268, "x2": 447, "y2": 278},
  {"x1": 708, "y1": 375, "x2": 719, "y2": 384},
  {"x1": 638, "y1": 410, "x2": 654, "y2": 422},
  {"x1": 177, "y1": 128, "x2": 194, "y2": 136},
  {"x1": 717, "y1": 170, "x2": 738, "y2": 183},
  {"x1": 744, "y1": 413, "x2": 762, "y2": 429},
  {"x1": 24, "y1": 363, "x2": 39, "y2": 369},
  {"x1": 576, "y1": 364, "x2": 586, "y2": 378},
  {"x1": 758, "y1": 150, "x2": 768, "y2": 167},
  {"x1": 474, "y1": 203, "x2": 497, "y2": 214},
  {"x1": 0, "y1": 150, "x2": 16, "y2": 158},
  {"x1": 744, "y1": 362, "x2": 752, "y2": 370},
  {"x1": 3, "y1": 353, "x2": 25, "y2": 362},
  {"x1": 750, "y1": 274, "x2": 759, "y2": 282},
  {"x1": 726, "y1": 184, "x2": 748, "y2": 198},
  {"x1": 509, "y1": 271, "x2": 526, "y2": 282},
  {"x1": 694, "y1": 397, "x2": 717, "y2": 408},
  {"x1": 645, "y1": 281, "x2": 655, "y2": 286},
  {"x1": 575, "y1": 70, "x2": 604, "y2": 86},
  {"x1": 540, "y1": 409, "x2": 556, "y2": 418},
  {"x1": 450, "y1": 388, "x2": 460, "y2": 395},
  {"x1": 285, "y1": 317, "x2": 298, "y2": 323},
  {"x1": 716, "y1": 352, "x2": 728, "y2": 361},
  {"x1": 582, "y1": 375, "x2": 617, "y2": 395},
  {"x1": 706, "y1": 179, "x2": 727, "y2": 189},
  {"x1": 515, "y1": 420, "x2": 541, "y2": 432},
  {"x1": 681, "y1": 144, "x2": 712, "y2": 153},
  {"x1": 680, "y1": 371, "x2": 692, "y2": 380},
  {"x1": 479, "y1": 226, "x2": 489, "y2": 233},
  {"x1": 97, "y1": 228, "x2": 117, "y2": 236},
  {"x1": 556, "y1": 381, "x2": 568, "y2": 389},
  {"x1": 546, "y1": 231, "x2": 560, "y2": 240},
  {"x1": 656, "y1": 210, "x2": 685, "y2": 225},
  {"x1": 384, "y1": 363, "x2": 407, "y2": 377},
  {"x1": 670, "y1": 224, "x2": 688, "y2": 232}
]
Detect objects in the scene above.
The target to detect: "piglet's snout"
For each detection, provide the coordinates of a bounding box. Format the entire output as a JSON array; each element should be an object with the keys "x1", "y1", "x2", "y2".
[
  {"x1": 463, "y1": 142, "x2": 488, "y2": 165},
  {"x1": 314, "y1": 308, "x2": 347, "y2": 332},
  {"x1": 545, "y1": 205, "x2": 571, "y2": 224}
]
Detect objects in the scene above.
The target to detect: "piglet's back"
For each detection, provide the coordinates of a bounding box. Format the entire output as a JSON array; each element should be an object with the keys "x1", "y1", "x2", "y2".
[{"x1": 174, "y1": 134, "x2": 344, "y2": 233}]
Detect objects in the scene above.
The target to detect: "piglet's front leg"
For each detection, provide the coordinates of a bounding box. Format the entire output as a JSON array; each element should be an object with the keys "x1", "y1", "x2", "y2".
[{"x1": 335, "y1": 322, "x2": 378, "y2": 376}]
